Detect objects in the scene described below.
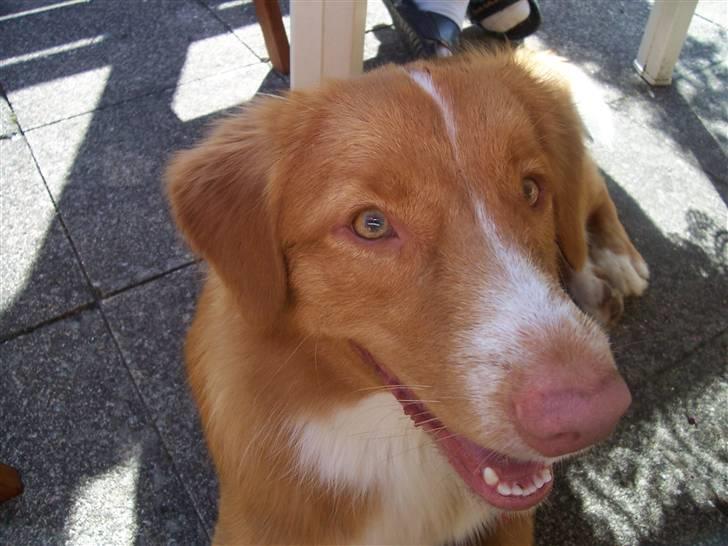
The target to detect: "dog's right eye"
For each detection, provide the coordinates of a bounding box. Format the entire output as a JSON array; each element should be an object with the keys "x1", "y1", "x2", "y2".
[
  {"x1": 522, "y1": 178, "x2": 541, "y2": 207},
  {"x1": 352, "y1": 209, "x2": 393, "y2": 240}
]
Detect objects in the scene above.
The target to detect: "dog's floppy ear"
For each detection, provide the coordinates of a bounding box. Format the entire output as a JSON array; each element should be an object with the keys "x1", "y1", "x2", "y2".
[
  {"x1": 553, "y1": 164, "x2": 589, "y2": 271},
  {"x1": 166, "y1": 102, "x2": 286, "y2": 327},
  {"x1": 510, "y1": 48, "x2": 591, "y2": 272}
]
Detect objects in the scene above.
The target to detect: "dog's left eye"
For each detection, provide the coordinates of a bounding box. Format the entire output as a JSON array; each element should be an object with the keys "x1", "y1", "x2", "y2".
[
  {"x1": 352, "y1": 209, "x2": 392, "y2": 240},
  {"x1": 522, "y1": 178, "x2": 540, "y2": 207}
]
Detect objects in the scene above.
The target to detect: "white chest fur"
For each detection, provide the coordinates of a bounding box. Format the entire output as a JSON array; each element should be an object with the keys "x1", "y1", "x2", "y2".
[{"x1": 290, "y1": 393, "x2": 496, "y2": 545}]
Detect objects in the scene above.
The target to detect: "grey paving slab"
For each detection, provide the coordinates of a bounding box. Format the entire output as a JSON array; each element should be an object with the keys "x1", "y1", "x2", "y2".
[
  {"x1": 673, "y1": 61, "x2": 728, "y2": 156},
  {"x1": 0, "y1": 0, "x2": 259, "y2": 129},
  {"x1": 583, "y1": 101, "x2": 728, "y2": 384},
  {"x1": 0, "y1": 91, "x2": 18, "y2": 137},
  {"x1": 0, "y1": 309, "x2": 208, "y2": 545},
  {"x1": 533, "y1": 0, "x2": 728, "y2": 104},
  {"x1": 606, "y1": 83, "x2": 727, "y2": 198},
  {"x1": 0, "y1": 135, "x2": 92, "y2": 338},
  {"x1": 536, "y1": 331, "x2": 728, "y2": 546},
  {"x1": 199, "y1": 0, "x2": 290, "y2": 62},
  {"x1": 201, "y1": 0, "x2": 393, "y2": 67},
  {"x1": 102, "y1": 265, "x2": 217, "y2": 533},
  {"x1": 666, "y1": 3, "x2": 728, "y2": 157},
  {"x1": 24, "y1": 62, "x2": 285, "y2": 297},
  {"x1": 672, "y1": 5, "x2": 728, "y2": 73},
  {"x1": 696, "y1": 0, "x2": 728, "y2": 29},
  {"x1": 169, "y1": 60, "x2": 281, "y2": 122}
]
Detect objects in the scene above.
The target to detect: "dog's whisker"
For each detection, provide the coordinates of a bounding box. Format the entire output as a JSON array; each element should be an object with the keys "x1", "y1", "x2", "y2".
[
  {"x1": 435, "y1": 395, "x2": 478, "y2": 402},
  {"x1": 354, "y1": 384, "x2": 433, "y2": 392},
  {"x1": 610, "y1": 335, "x2": 676, "y2": 351},
  {"x1": 395, "y1": 399, "x2": 442, "y2": 404},
  {"x1": 313, "y1": 335, "x2": 322, "y2": 392}
]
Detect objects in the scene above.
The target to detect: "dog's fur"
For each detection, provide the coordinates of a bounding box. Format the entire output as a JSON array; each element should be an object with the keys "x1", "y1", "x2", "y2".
[{"x1": 166, "y1": 48, "x2": 648, "y2": 545}]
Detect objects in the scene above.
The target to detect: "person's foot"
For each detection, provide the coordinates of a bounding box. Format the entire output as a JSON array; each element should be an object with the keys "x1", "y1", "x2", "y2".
[
  {"x1": 468, "y1": 0, "x2": 541, "y2": 41},
  {"x1": 383, "y1": 0, "x2": 462, "y2": 58}
]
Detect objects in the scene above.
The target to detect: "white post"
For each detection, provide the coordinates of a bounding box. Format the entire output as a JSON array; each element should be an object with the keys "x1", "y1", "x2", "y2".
[
  {"x1": 290, "y1": 0, "x2": 368, "y2": 90},
  {"x1": 633, "y1": 0, "x2": 699, "y2": 86}
]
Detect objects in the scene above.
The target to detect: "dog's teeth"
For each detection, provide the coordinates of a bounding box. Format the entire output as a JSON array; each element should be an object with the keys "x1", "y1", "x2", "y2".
[
  {"x1": 482, "y1": 467, "x2": 499, "y2": 486},
  {"x1": 484, "y1": 466, "x2": 552, "y2": 496},
  {"x1": 497, "y1": 483, "x2": 512, "y2": 496}
]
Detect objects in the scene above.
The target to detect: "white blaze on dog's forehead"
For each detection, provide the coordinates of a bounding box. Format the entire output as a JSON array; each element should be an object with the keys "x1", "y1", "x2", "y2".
[
  {"x1": 472, "y1": 200, "x2": 575, "y2": 332},
  {"x1": 461, "y1": 201, "x2": 606, "y2": 439},
  {"x1": 290, "y1": 393, "x2": 496, "y2": 544},
  {"x1": 406, "y1": 69, "x2": 458, "y2": 151}
]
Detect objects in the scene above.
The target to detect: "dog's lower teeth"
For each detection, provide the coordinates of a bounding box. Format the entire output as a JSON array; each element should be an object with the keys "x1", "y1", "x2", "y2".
[
  {"x1": 485, "y1": 465, "x2": 554, "y2": 497},
  {"x1": 497, "y1": 483, "x2": 512, "y2": 496},
  {"x1": 483, "y1": 467, "x2": 499, "y2": 486}
]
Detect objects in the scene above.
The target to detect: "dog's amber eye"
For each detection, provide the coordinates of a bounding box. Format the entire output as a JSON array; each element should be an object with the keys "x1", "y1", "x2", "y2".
[
  {"x1": 522, "y1": 178, "x2": 540, "y2": 207},
  {"x1": 353, "y1": 209, "x2": 391, "y2": 239}
]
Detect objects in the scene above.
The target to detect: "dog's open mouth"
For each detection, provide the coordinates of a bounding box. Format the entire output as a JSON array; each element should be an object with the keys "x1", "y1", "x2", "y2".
[{"x1": 353, "y1": 344, "x2": 553, "y2": 511}]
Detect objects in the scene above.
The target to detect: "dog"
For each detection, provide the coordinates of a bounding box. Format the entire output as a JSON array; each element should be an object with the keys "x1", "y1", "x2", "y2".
[{"x1": 166, "y1": 47, "x2": 649, "y2": 545}]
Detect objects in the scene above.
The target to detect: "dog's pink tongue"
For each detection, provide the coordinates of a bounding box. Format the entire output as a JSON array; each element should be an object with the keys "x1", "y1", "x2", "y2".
[
  {"x1": 435, "y1": 427, "x2": 554, "y2": 510},
  {"x1": 393, "y1": 383, "x2": 553, "y2": 510},
  {"x1": 353, "y1": 344, "x2": 554, "y2": 510},
  {"x1": 435, "y1": 428, "x2": 545, "y2": 482}
]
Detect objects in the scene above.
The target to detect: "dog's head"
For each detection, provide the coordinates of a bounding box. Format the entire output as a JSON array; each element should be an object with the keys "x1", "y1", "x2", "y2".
[{"x1": 167, "y1": 49, "x2": 630, "y2": 511}]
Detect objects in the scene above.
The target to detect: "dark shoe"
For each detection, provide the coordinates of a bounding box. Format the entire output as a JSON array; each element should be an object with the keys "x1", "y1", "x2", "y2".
[
  {"x1": 382, "y1": 0, "x2": 462, "y2": 58},
  {"x1": 468, "y1": 0, "x2": 541, "y2": 41}
]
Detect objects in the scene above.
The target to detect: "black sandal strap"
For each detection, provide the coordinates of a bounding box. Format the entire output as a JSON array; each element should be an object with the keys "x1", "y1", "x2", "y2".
[{"x1": 468, "y1": 0, "x2": 524, "y2": 21}]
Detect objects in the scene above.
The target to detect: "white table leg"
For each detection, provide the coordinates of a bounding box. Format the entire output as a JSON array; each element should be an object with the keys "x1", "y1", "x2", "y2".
[
  {"x1": 633, "y1": 0, "x2": 699, "y2": 86},
  {"x1": 290, "y1": 0, "x2": 368, "y2": 90}
]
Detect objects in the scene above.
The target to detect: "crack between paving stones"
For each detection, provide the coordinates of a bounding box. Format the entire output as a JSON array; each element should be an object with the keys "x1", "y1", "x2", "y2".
[
  {"x1": 0, "y1": 260, "x2": 200, "y2": 344},
  {"x1": 632, "y1": 325, "x2": 728, "y2": 388},
  {"x1": 0, "y1": 84, "x2": 20, "y2": 140},
  {"x1": 6, "y1": 83, "x2": 214, "y2": 525},
  {"x1": 95, "y1": 298, "x2": 213, "y2": 541},
  {"x1": 3, "y1": 114, "x2": 209, "y2": 525},
  {"x1": 97, "y1": 256, "x2": 210, "y2": 537},
  {"x1": 0, "y1": 301, "x2": 98, "y2": 344},
  {"x1": 9, "y1": 103, "x2": 101, "y2": 306},
  {"x1": 193, "y1": 0, "x2": 270, "y2": 65},
  {"x1": 605, "y1": 93, "x2": 728, "y2": 177},
  {"x1": 102, "y1": 259, "x2": 200, "y2": 300},
  {"x1": 1, "y1": 94, "x2": 200, "y2": 342},
  {"x1": 694, "y1": 12, "x2": 728, "y2": 30}
]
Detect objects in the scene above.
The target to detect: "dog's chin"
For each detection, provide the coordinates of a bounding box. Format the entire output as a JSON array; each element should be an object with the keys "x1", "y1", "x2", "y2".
[{"x1": 352, "y1": 343, "x2": 554, "y2": 512}]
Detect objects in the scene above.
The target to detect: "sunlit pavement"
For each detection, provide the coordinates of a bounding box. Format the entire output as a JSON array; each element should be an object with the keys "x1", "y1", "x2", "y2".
[{"x1": 1, "y1": 1, "x2": 726, "y2": 544}]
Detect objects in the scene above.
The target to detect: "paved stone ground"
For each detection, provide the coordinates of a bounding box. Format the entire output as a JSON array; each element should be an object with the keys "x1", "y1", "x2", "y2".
[{"x1": 1, "y1": 0, "x2": 726, "y2": 544}]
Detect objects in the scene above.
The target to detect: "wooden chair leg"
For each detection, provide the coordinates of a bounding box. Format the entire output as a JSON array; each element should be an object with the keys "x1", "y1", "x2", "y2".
[
  {"x1": 253, "y1": 0, "x2": 290, "y2": 75},
  {"x1": 0, "y1": 463, "x2": 24, "y2": 503}
]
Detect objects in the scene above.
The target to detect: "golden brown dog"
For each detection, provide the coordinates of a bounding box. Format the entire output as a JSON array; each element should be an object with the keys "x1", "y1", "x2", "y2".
[{"x1": 166, "y1": 48, "x2": 648, "y2": 545}]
